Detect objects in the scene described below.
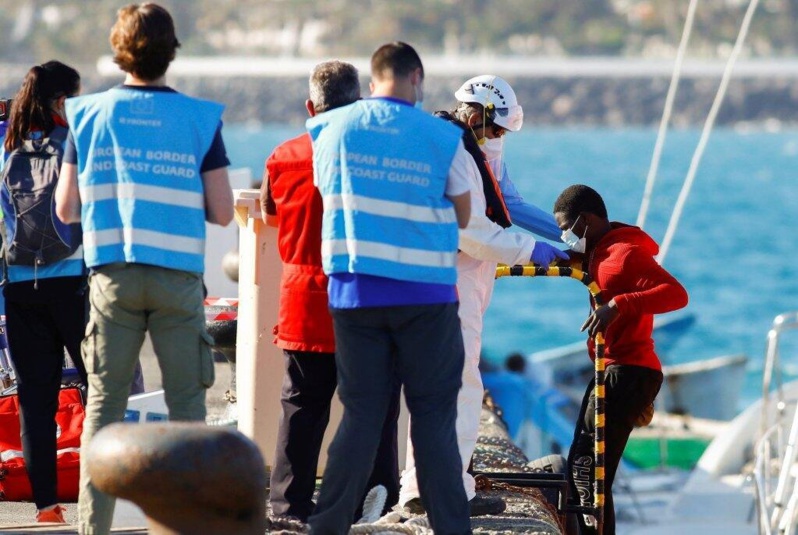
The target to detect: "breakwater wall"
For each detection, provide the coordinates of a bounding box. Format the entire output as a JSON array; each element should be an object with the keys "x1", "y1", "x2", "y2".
[{"x1": 3, "y1": 60, "x2": 797, "y2": 127}]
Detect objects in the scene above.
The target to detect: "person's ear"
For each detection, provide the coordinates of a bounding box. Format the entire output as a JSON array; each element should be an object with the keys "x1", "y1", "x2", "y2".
[
  {"x1": 411, "y1": 67, "x2": 423, "y2": 86},
  {"x1": 582, "y1": 212, "x2": 600, "y2": 232},
  {"x1": 466, "y1": 112, "x2": 481, "y2": 128},
  {"x1": 305, "y1": 99, "x2": 315, "y2": 118}
]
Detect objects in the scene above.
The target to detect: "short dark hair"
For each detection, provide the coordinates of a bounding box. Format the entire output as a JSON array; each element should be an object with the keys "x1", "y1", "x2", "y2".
[
  {"x1": 309, "y1": 61, "x2": 360, "y2": 113},
  {"x1": 553, "y1": 184, "x2": 608, "y2": 222},
  {"x1": 110, "y1": 3, "x2": 181, "y2": 81},
  {"x1": 370, "y1": 41, "x2": 424, "y2": 80},
  {"x1": 504, "y1": 352, "x2": 527, "y2": 373}
]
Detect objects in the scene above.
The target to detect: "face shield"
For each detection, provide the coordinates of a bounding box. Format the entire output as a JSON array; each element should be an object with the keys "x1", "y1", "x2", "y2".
[{"x1": 491, "y1": 103, "x2": 523, "y2": 132}]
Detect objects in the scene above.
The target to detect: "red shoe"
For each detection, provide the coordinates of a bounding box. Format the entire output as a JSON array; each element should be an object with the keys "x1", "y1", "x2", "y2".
[{"x1": 36, "y1": 504, "x2": 66, "y2": 523}]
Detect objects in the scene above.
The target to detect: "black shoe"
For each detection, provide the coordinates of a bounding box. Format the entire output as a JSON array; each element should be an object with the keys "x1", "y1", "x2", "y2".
[
  {"x1": 403, "y1": 495, "x2": 506, "y2": 517},
  {"x1": 469, "y1": 494, "x2": 506, "y2": 517},
  {"x1": 403, "y1": 497, "x2": 426, "y2": 514}
]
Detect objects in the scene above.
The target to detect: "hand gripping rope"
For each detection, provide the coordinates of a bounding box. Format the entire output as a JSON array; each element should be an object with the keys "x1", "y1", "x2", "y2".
[{"x1": 495, "y1": 263, "x2": 606, "y2": 535}]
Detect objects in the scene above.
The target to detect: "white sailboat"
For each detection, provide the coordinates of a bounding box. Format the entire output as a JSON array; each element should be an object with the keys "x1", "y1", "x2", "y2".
[{"x1": 619, "y1": 312, "x2": 798, "y2": 534}]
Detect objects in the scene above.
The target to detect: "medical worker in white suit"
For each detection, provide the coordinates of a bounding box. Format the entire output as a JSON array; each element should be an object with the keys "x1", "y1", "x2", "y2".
[{"x1": 399, "y1": 75, "x2": 567, "y2": 515}]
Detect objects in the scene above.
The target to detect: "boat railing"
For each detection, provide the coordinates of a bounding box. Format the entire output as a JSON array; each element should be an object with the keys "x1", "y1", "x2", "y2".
[
  {"x1": 760, "y1": 312, "x2": 798, "y2": 436},
  {"x1": 753, "y1": 414, "x2": 798, "y2": 534},
  {"x1": 753, "y1": 311, "x2": 798, "y2": 534}
]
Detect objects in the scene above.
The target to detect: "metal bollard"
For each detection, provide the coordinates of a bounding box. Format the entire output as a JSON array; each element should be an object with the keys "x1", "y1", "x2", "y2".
[
  {"x1": 87, "y1": 422, "x2": 267, "y2": 535},
  {"x1": 205, "y1": 298, "x2": 238, "y2": 404}
]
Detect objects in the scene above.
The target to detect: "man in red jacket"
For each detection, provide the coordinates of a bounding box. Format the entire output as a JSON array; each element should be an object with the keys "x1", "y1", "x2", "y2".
[
  {"x1": 552, "y1": 184, "x2": 688, "y2": 535},
  {"x1": 259, "y1": 60, "x2": 400, "y2": 522}
]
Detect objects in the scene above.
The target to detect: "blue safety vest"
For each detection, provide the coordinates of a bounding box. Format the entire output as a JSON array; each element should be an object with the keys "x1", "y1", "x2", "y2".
[
  {"x1": 308, "y1": 99, "x2": 461, "y2": 285},
  {"x1": 66, "y1": 88, "x2": 223, "y2": 273}
]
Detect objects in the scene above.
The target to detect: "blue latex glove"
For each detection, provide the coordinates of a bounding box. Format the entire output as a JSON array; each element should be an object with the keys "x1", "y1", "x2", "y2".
[{"x1": 530, "y1": 242, "x2": 569, "y2": 269}]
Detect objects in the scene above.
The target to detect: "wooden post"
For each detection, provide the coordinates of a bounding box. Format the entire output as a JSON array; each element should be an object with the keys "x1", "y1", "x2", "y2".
[
  {"x1": 234, "y1": 189, "x2": 283, "y2": 468},
  {"x1": 233, "y1": 189, "x2": 409, "y2": 475}
]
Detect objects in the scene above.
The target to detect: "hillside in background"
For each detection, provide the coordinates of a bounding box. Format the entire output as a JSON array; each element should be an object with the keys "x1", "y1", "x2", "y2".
[
  {"x1": 2, "y1": 0, "x2": 798, "y2": 64},
  {"x1": 3, "y1": 1, "x2": 798, "y2": 126}
]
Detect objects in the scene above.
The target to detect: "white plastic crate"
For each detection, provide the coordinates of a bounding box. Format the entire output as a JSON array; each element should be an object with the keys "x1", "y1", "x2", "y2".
[{"x1": 124, "y1": 389, "x2": 168, "y2": 423}]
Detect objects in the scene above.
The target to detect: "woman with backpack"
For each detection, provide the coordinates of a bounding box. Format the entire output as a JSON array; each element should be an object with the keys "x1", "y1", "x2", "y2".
[{"x1": 0, "y1": 61, "x2": 86, "y2": 524}]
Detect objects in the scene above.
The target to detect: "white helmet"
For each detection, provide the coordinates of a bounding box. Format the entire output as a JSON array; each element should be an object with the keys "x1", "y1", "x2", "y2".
[{"x1": 454, "y1": 74, "x2": 524, "y2": 132}]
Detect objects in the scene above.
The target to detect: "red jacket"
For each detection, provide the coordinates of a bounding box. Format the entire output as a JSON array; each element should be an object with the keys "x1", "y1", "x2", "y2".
[
  {"x1": 586, "y1": 223, "x2": 688, "y2": 370},
  {"x1": 263, "y1": 133, "x2": 335, "y2": 353}
]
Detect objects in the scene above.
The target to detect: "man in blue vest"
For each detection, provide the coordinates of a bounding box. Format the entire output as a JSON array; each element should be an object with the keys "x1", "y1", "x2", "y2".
[
  {"x1": 306, "y1": 42, "x2": 472, "y2": 535},
  {"x1": 260, "y1": 60, "x2": 402, "y2": 523},
  {"x1": 54, "y1": 4, "x2": 233, "y2": 534}
]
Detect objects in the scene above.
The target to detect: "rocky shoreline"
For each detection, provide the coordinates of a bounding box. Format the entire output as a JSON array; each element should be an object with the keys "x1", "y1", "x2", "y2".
[
  {"x1": 177, "y1": 74, "x2": 798, "y2": 128},
  {"x1": 2, "y1": 63, "x2": 798, "y2": 128}
]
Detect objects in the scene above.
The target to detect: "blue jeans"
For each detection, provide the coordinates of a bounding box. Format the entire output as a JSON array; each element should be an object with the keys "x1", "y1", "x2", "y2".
[{"x1": 309, "y1": 303, "x2": 471, "y2": 535}]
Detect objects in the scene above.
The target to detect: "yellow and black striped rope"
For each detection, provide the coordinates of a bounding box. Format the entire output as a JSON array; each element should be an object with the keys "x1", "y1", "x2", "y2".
[{"x1": 496, "y1": 263, "x2": 606, "y2": 532}]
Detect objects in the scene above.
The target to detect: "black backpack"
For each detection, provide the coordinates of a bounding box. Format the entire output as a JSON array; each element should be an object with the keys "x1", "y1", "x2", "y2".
[{"x1": 1, "y1": 126, "x2": 81, "y2": 269}]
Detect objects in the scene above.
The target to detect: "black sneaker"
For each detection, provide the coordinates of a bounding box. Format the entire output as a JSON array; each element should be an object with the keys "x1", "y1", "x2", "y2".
[
  {"x1": 469, "y1": 494, "x2": 506, "y2": 517},
  {"x1": 403, "y1": 495, "x2": 506, "y2": 517}
]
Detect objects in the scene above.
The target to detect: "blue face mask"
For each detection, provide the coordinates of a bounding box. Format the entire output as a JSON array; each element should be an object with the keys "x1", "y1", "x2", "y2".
[{"x1": 561, "y1": 215, "x2": 588, "y2": 253}]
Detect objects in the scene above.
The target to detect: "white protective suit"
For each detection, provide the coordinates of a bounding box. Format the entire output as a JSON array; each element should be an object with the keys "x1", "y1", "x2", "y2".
[{"x1": 399, "y1": 153, "x2": 544, "y2": 503}]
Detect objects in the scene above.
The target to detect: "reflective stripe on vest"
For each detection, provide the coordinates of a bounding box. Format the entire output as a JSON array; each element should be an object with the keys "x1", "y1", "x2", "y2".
[
  {"x1": 308, "y1": 99, "x2": 461, "y2": 285},
  {"x1": 66, "y1": 88, "x2": 223, "y2": 273}
]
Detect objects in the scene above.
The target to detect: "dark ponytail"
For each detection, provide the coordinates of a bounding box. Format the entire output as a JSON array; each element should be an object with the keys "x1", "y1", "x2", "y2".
[{"x1": 3, "y1": 61, "x2": 80, "y2": 153}]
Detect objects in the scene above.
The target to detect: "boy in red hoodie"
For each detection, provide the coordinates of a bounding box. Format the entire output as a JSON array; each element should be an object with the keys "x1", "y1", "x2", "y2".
[{"x1": 552, "y1": 184, "x2": 688, "y2": 535}]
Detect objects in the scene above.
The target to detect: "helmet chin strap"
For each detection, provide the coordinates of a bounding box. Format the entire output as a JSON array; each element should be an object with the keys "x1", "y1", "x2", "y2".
[
  {"x1": 469, "y1": 123, "x2": 487, "y2": 146},
  {"x1": 470, "y1": 104, "x2": 492, "y2": 146}
]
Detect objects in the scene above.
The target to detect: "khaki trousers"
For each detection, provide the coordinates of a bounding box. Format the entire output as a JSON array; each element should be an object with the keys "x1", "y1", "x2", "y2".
[{"x1": 77, "y1": 263, "x2": 215, "y2": 535}]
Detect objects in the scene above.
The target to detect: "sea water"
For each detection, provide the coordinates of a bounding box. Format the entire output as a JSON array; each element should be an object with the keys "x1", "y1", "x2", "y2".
[{"x1": 224, "y1": 124, "x2": 798, "y2": 408}]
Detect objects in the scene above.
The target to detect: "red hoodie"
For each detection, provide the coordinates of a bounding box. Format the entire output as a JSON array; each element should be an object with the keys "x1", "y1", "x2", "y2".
[{"x1": 586, "y1": 223, "x2": 688, "y2": 370}]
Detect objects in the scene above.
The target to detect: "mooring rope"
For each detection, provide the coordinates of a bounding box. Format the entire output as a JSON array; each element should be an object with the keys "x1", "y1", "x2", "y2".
[
  {"x1": 496, "y1": 263, "x2": 607, "y2": 534},
  {"x1": 657, "y1": 0, "x2": 762, "y2": 264},
  {"x1": 349, "y1": 515, "x2": 433, "y2": 535},
  {"x1": 636, "y1": 0, "x2": 700, "y2": 229}
]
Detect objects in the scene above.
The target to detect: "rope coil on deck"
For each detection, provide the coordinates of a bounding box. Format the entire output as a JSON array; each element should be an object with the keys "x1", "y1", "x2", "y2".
[{"x1": 496, "y1": 263, "x2": 607, "y2": 532}]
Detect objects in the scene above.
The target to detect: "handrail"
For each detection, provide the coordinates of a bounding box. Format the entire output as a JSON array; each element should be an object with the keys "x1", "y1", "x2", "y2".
[
  {"x1": 778, "y1": 479, "x2": 798, "y2": 535},
  {"x1": 496, "y1": 263, "x2": 606, "y2": 534},
  {"x1": 754, "y1": 311, "x2": 798, "y2": 534},
  {"x1": 754, "y1": 412, "x2": 798, "y2": 535},
  {"x1": 753, "y1": 425, "x2": 778, "y2": 534},
  {"x1": 771, "y1": 387, "x2": 798, "y2": 529},
  {"x1": 760, "y1": 312, "x2": 798, "y2": 441}
]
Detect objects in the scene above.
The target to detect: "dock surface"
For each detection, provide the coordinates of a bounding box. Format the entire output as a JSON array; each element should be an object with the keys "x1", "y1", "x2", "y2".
[{"x1": 0, "y1": 336, "x2": 568, "y2": 534}]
